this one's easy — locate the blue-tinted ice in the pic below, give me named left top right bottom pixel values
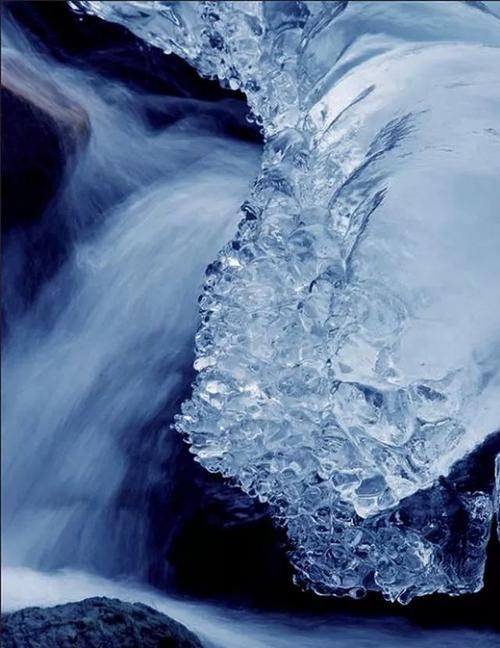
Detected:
left=73, top=0, right=500, bottom=602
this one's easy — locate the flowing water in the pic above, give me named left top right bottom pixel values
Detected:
left=1, top=9, right=260, bottom=576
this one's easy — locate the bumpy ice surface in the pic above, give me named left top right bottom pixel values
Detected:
left=72, top=1, right=500, bottom=602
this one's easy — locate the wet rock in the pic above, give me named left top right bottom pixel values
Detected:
left=1, top=597, right=202, bottom=648
left=1, top=52, right=90, bottom=230
left=6, top=1, right=261, bottom=142
left=1, top=0, right=261, bottom=325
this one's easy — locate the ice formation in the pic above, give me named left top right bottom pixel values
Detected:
left=72, top=1, right=500, bottom=602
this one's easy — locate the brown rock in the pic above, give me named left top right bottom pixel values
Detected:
left=1, top=52, right=90, bottom=229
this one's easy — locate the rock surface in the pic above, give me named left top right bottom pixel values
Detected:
left=1, top=52, right=90, bottom=230
left=1, top=597, right=203, bottom=648
left=6, top=1, right=260, bottom=143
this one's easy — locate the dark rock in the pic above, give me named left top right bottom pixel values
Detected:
left=147, top=438, right=292, bottom=604
left=1, top=0, right=261, bottom=325
left=6, top=1, right=261, bottom=143
left=1, top=597, right=203, bottom=648
left=1, top=52, right=90, bottom=230
left=107, top=374, right=292, bottom=605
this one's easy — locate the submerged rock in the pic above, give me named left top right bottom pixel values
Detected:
left=1, top=52, right=90, bottom=230
left=1, top=1, right=261, bottom=327
left=1, top=597, right=202, bottom=648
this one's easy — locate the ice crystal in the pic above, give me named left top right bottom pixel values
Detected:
left=73, top=0, right=500, bottom=602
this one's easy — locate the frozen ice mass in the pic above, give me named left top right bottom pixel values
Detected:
left=68, top=0, right=500, bottom=603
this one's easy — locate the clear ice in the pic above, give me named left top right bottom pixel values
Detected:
left=72, top=1, right=500, bottom=602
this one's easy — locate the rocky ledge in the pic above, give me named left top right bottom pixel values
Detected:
left=1, top=597, right=203, bottom=648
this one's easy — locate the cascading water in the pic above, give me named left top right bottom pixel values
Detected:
left=1, top=7, right=260, bottom=579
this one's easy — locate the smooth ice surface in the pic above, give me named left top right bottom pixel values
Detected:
left=74, top=1, right=500, bottom=601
